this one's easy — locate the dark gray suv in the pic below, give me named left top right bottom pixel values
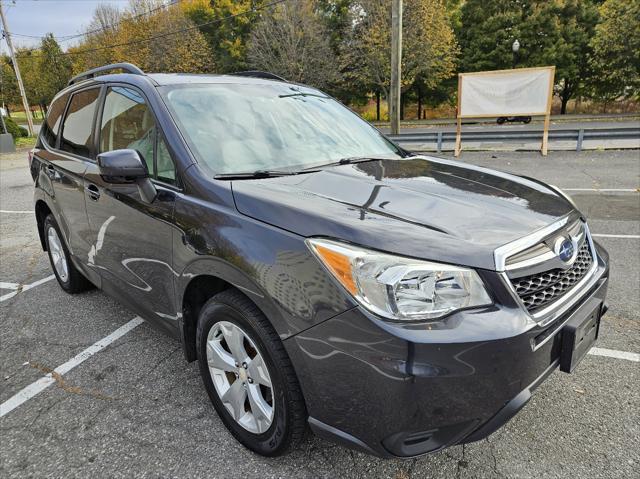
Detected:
left=30, top=63, right=609, bottom=458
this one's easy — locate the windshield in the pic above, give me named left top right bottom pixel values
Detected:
left=160, top=83, right=402, bottom=175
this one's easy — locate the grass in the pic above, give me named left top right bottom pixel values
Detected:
left=14, top=136, right=37, bottom=149
left=8, top=111, right=43, bottom=125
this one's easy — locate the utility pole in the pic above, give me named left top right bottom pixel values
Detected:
left=0, top=1, right=34, bottom=136
left=390, top=0, right=402, bottom=135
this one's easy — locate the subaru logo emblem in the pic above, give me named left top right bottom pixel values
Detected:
left=555, top=238, right=575, bottom=264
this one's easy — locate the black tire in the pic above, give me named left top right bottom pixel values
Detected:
left=523, top=116, right=532, bottom=124
left=497, top=117, right=506, bottom=125
left=196, top=289, right=307, bottom=456
left=43, top=214, right=93, bottom=294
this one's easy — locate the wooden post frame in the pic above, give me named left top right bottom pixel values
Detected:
left=541, top=66, right=556, bottom=156
left=455, top=73, right=462, bottom=157
left=455, top=66, right=556, bottom=157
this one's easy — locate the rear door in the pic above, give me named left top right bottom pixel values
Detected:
left=83, top=84, right=179, bottom=330
left=35, top=87, right=102, bottom=287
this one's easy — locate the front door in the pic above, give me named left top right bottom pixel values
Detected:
left=84, top=85, right=179, bottom=331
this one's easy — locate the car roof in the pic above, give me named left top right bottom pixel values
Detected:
left=146, top=73, right=288, bottom=86
left=62, top=72, right=310, bottom=94
left=55, top=71, right=318, bottom=105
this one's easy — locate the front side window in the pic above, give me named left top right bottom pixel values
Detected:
left=41, top=93, right=69, bottom=147
left=161, top=83, right=402, bottom=175
left=156, top=135, right=175, bottom=183
left=60, top=88, right=100, bottom=157
left=100, top=87, right=156, bottom=174
left=100, top=86, right=176, bottom=184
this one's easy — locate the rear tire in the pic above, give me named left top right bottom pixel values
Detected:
left=196, top=289, right=307, bottom=456
left=44, top=214, right=93, bottom=294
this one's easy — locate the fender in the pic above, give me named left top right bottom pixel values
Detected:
left=176, top=256, right=287, bottom=334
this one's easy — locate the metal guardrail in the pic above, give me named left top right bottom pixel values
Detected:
left=388, top=127, right=640, bottom=152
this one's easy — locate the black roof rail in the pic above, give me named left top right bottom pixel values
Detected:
left=68, top=62, right=145, bottom=86
left=230, top=70, right=287, bottom=82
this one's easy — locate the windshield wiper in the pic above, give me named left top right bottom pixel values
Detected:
left=303, top=156, right=391, bottom=170
left=278, top=92, right=328, bottom=99
left=214, top=169, right=316, bottom=180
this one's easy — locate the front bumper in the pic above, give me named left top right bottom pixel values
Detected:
left=284, top=243, right=609, bottom=458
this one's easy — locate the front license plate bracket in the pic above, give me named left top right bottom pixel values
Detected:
left=560, top=301, right=601, bottom=373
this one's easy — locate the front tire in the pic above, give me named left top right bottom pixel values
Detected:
left=196, top=290, right=307, bottom=456
left=44, top=214, right=92, bottom=293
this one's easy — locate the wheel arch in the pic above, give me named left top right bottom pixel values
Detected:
left=35, top=199, right=53, bottom=251
left=180, top=274, right=233, bottom=362
left=178, top=261, right=282, bottom=363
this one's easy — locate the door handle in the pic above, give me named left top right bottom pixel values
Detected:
left=86, top=184, right=101, bottom=201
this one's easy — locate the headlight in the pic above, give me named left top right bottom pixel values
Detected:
left=307, top=239, right=492, bottom=321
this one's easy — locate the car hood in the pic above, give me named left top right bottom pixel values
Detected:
left=232, top=156, right=574, bottom=270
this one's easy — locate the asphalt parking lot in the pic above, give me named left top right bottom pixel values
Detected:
left=1, top=148, right=638, bottom=478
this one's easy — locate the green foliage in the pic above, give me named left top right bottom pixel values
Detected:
left=71, top=0, right=215, bottom=75
left=459, top=0, right=601, bottom=113
left=589, top=0, right=640, bottom=102
left=1, top=58, right=20, bottom=107
left=181, top=0, right=262, bottom=73
left=3, top=115, right=28, bottom=139
left=1, top=0, right=636, bottom=118
left=36, top=34, right=73, bottom=106
left=528, top=0, right=600, bottom=113
left=345, top=0, right=458, bottom=101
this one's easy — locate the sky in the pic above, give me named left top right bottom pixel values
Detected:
left=1, top=0, right=126, bottom=52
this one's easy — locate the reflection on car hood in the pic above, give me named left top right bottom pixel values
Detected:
left=232, top=156, right=574, bottom=270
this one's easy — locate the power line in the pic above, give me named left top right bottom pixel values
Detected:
left=15, top=0, right=288, bottom=59
left=3, top=0, right=179, bottom=43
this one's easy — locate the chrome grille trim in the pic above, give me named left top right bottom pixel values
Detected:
left=494, top=216, right=571, bottom=271
left=512, top=240, right=593, bottom=312
left=497, top=220, right=599, bottom=327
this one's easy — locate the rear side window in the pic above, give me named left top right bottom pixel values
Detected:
left=60, top=88, right=100, bottom=157
left=41, top=93, right=69, bottom=147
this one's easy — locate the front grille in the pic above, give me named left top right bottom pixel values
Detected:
left=511, top=240, right=593, bottom=313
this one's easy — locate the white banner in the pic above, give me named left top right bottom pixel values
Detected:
left=459, top=67, right=554, bottom=117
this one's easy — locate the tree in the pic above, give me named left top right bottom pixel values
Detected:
left=589, top=0, right=640, bottom=103
left=37, top=34, right=73, bottom=110
left=70, top=0, right=215, bottom=74
left=526, top=0, right=600, bottom=114
left=181, top=0, right=265, bottom=73
left=0, top=56, right=20, bottom=114
left=11, top=49, right=43, bottom=116
left=247, top=0, right=339, bottom=89
left=458, top=0, right=528, bottom=72
left=459, top=0, right=601, bottom=114
left=345, top=0, right=458, bottom=115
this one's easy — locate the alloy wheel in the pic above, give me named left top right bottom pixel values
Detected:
left=47, top=226, right=69, bottom=282
left=206, top=320, right=274, bottom=434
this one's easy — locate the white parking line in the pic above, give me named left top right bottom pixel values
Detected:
left=0, top=316, right=144, bottom=418
left=589, top=347, right=640, bottom=362
left=0, top=210, right=34, bottom=214
left=0, top=275, right=55, bottom=303
left=592, top=234, right=640, bottom=239
left=563, top=188, right=638, bottom=192
left=0, top=282, right=20, bottom=290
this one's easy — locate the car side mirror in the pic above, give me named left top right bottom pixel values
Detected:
left=97, top=149, right=157, bottom=203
